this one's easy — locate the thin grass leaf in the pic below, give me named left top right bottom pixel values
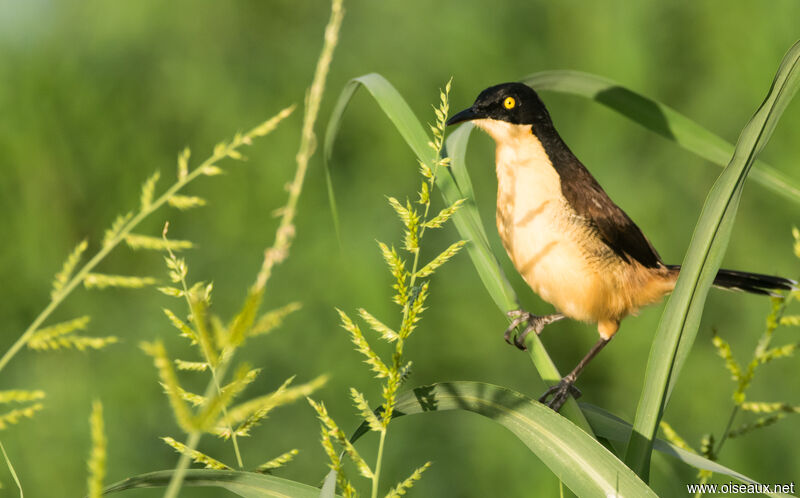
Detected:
left=336, top=309, right=390, bottom=378
left=625, top=39, right=800, bottom=479
left=195, top=365, right=260, bottom=432
left=523, top=70, right=800, bottom=205
left=578, top=404, right=791, bottom=498
left=255, top=449, right=299, bottom=473
left=28, top=334, right=118, bottom=352
left=188, top=294, right=218, bottom=367
left=104, top=469, right=340, bottom=498
left=87, top=401, right=106, bottom=498
left=757, top=343, right=797, bottom=364
left=658, top=421, right=693, bottom=452
left=424, top=198, right=464, bottom=229
left=163, top=308, right=198, bottom=344
left=202, top=165, right=225, bottom=176
left=169, top=385, right=206, bottom=407
left=141, top=341, right=196, bottom=433
left=0, top=390, right=45, bottom=404
left=28, top=316, right=91, bottom=343
left=308, top=398, right=373, bottom=479
left=177, top=147, right=190, bottom=180
left=158, top=286, right=184, bottom=298
left=224, top=376, right=293, bottom=427
left=369, top=382, right=655, bottom=497
left=780, top=315, right=800, bottom=326
left=323, top=73, right=590, bottom=431
left=0, top=440, right=23, bottom=498
left=27, top=316, right=117, bottom=351
left=378, top=242, right=408, bottom=305
left=793, top=226, right=800, bottom=258
left=164, top=255, right=188, bottom=283
left=162, top=437, right=230, bottom=470
left=217, top=376, right=307, bottom=439
left=319, top=428, right=357, bottom=498
left=349, top=388, right=382, bottom=432
left=741, top=401, right=800, bottom=414
left=728, top=414, right=788, bottom=438
left=0, top=403, right=44, bottom=430
left=175, top=360, right=209, bottom=372
left=224, top=375, right=327, bottom=427
left=103, top=212, right=133, bottom=247
left=52, top=239, right=88, bottom=298
left=387, top=197, right=413, bottom=228
left=139, top=171, right=161, bottom=211
left=711, top=335, right=741, bottom=381
left=125, top=234, right=193, bottom=251
left=227, top=289, right=264, bottom=348
left=83, top=273, right=156, bottom=290
left=357, top=308, right=398, bottom=342
left=415, top=240, right=465, bottom=278
left=320, top=427, right=341, bottom=475
left=249, top=302, right=302, bottom=337
left=385, top=462, right=431, bottom=498
left=168, top=195, right=207, bottom=210
left=343, top=386, right=788, bottom=498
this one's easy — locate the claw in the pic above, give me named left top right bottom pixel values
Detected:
left=504, top=311, right=530, bottom=346
left=538, top=378, right=582, bottom=412
left=503, top=311, right=564, bottom=351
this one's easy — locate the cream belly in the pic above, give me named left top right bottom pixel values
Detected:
left=495, top=148, right=604, bottom=322
left=479, top=118, right=674, bottom=333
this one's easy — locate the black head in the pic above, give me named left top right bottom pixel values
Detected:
left=446, top=82, right=551, bottom=127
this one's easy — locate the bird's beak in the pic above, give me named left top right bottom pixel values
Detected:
left=446, top=106, right=479, bottom=126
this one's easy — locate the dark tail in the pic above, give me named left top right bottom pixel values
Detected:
left=666, top=265, right=797, bottom=297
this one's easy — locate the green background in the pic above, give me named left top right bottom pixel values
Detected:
left=0, top=1, right=798, bottom=496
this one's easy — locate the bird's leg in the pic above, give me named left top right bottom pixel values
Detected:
left=539, top=337, right=611, bottom=412
left=504, top=310, right=565, bottom=351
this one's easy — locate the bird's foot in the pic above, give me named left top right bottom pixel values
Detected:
left=538, top=378, right=582, bottom=412
left=503, top=310, right=564, bottom=351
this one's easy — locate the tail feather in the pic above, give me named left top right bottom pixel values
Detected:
left=666, top=265, right=797, bottom=297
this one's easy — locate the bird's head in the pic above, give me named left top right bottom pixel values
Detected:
left=446, top=82, right=552, bottom=142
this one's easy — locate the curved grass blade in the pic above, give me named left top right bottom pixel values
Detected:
left=579, top=404, right=793, bottom=498
left=104, top=469, right=336, bottom=498
left=323, top=74, right=591, bottom=431
left=624, top=40, right=800, bottom=480
left=523, top=70, right=800, bottom=205
left=341, top=384, right=788, bottom=496
left=366, top=382, right=657, bottom=497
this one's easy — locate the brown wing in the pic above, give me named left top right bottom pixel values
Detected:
left=530, top=114, right=663, bottom=269
left=560, top=163, right=662, bottom=269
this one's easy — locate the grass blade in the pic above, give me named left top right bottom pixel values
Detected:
left=103, top=469, right=337, bottom=498
left=523, top=70, right=800, bottom=204
left=374, top=382, right=658, bottom=497
left=624, top=40, right=800, bottom=479
left=580, top=404, right=793, bottom=498
left=323, top=74, right=592, bottom=431
left=0, top=439, right=23, bottom=498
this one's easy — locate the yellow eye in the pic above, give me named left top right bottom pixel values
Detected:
left=503, top=96, right=516, bottom=109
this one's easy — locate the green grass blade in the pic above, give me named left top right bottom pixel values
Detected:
left=580, top=404, right=793, bottom=498
left=624, top=40, right=800, bottom=480
left=323, top=74, right=591, bottom=431
left=319, top=470, right=337, bottom=498
left=376, top=382, right=657, bottom=497
left=103, top=469, right=335, bottom=498
left=523, top=70, right=800, bottom=205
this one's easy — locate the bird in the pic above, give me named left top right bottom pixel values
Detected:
left=446, top=82, right=796, bottom=412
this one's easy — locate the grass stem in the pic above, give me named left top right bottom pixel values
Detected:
left=371, top=429, right=387, bottom=498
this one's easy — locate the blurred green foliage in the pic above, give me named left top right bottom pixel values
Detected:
left=0, top=1, right=798, bottom=496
